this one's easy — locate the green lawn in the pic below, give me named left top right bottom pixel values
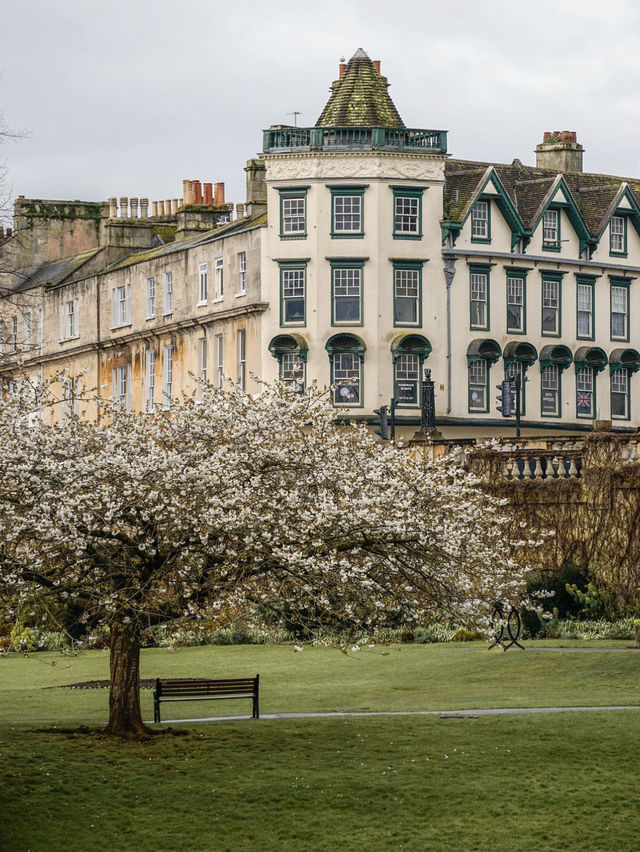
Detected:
left=1, top=642, right=639, bottom=850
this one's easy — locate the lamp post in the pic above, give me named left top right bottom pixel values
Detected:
left=421, top=367, right=436, bottom=431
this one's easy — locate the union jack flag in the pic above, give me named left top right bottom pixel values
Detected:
left=577, top=391, right=592, bottom=410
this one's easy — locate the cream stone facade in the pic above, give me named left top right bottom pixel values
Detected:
left=3, top=51, right=640, bottom=437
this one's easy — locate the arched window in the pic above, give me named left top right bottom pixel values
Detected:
left=268, top=334, right=308, bottom=390
left=609, top=348, right=640, bottom=420
left=325, top=333, right=366, bottom=406
left=466, top=339, right=501, bottom=413
left=539, top=344, right=572, bottom=417
left=574, top=346, right=607, bottom=419
left=391, top=334, right=432, bottom=407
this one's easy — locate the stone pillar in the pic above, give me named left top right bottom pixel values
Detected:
left=108, top=197, right=118, bottom=219
left=130, top=197, right=139, bottom=218
left=119, top=197, right=128, bottom=218
left=140, top=198, right=149, bottom=218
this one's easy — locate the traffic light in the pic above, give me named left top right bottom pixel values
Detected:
left=374, top=405, right=389, bottom=440
left=496, top=380, right=513, bottom=417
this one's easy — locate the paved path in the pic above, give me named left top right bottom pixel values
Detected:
left=151, top=705, right=640, bottom=725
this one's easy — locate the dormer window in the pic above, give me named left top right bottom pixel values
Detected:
left=610, top=215, right=626, bottom=255
left=471, top=200, right=490, bottom=242
left=542, top=209, right=560, bottom=250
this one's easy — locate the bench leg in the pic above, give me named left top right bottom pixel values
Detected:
left=153, top=694, right=160, bottom=723
left=253, top=694, right=259, bottom=719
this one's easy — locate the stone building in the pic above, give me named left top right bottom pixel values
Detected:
left=2, top=48, right=640, bottom=437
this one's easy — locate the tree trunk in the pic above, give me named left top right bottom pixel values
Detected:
left=104, top=620, right=151, bottom=738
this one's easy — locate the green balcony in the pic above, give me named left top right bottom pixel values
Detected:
left=263, top=126, right=448, bottom=154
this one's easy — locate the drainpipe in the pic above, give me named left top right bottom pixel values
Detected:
left=443, top=258, right=456, bottom=414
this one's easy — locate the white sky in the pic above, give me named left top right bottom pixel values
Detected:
left=2, top=0, right=640, bottom=213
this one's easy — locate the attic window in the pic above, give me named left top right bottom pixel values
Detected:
left=610, top=215, right=626, bottom=255
left=542, top=209, right=560, bottom=250
left=471, top=201, right=490, bottom=242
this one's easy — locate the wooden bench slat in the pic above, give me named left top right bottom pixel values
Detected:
left=152, top=675, right=260, bottom=723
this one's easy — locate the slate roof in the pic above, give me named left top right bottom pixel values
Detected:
left=444, top=157, right=640, bottom=238
left=12, top=247, right=103, bottom=293
left=315, top=48, right=405, bottom=128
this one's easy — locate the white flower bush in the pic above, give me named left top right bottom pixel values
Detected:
left=0, top=379, right=531, bottom=736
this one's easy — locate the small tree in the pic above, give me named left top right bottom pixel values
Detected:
left=0, top=382, right=530, bottom=737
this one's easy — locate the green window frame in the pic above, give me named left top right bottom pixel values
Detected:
left=330, top=259, right=365, bottom=326
left=469, top=265, right=490, bottom=331
left=611, top=368, right=630, bottom=420
left=471, top=199, right=491, bottom=243
left=468, top=359, right=489, bottom=412
left=576, top=277, right=595, bottom=340
left=576, top=366, right=596, bottom=419
left=328, top=185, right=367, bottom=238
left=506, top=272, right=527, bottom=334
left=269, top=334, right=308, bottom=391
left=504, top=361, right=527, bottom=415
left=393, top=261, right=422, bottom=327
left=278, top=187, right=309, bottom=239
left=326, top=333, right=365, bottom=408
left=391, top=334, right=432, bottom=408
left=609, top=214, right=627, bottom=257
left=610, top=279, right=630, bottom=342
left=279, top=262, right=307, bottom=327
left=391, top=185, right=423, bottom=240
left=542, top=208, right=561, bottom=251
left=541, top=364, right=561, bottom=418
left=541, top=274, right=562, bottom=337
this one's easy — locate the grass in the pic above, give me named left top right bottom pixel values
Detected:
left=1, top=641, right=639, bottom=850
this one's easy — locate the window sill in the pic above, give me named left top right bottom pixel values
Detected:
left=280, top=234, right=307, bottom=240
left=393, top=233, right=422, bottom=241
left=235, top=292, right=247, bottom=298
left=163, top=311, right=173, bottom=317
left=541, top=244, right=561, bottom=253
left=110, top=324, right=132, bottom=331
left=196, top=300, right=207, bottom=307
left=470, top=237, right=491, bottom=244
left=331, top=233, right=365, bottom=239
left=610, top=251, right=628, bottom=258
left=213, top=296, right=224, bottom=304
left=145, top=315, right=155, bottom=321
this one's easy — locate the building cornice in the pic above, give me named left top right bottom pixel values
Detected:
left=443, top=248, right=640, bottom=277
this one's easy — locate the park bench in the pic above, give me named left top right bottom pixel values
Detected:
left=152, top=675, right=260, bottom=723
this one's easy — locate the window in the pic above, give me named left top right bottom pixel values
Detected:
left=9, top=316, right=18, bottom=352
left=214, top=258, right=224, bottom=300
left=164, top=272, right=173, bottom=314
left=395, top=354, right=421, bottom=406
left=471, top=200, right=490, bottom=241
left=60, top=376, right=76, bottom=423
left=468, top=360, right=488, bottom=412
left=332, top=263, right=363, bottom=325
left=393, top=263, right=421, bottom=326
left=269, top=334, right=307, bottom=391
left=330, top=186, right=366, bottom=237
left=506, top=275, right=525, bottom=333
left=542, top=209, right=560, bottom=250
left=470, top=269, right=489, bottom=330
left=198, top=337, right=207, bottom=385
left=112, top=284, right=131, bottom=328
left=145, top=349, right=155, bottom=412
left=215, top=334, right=224, bottom=388
left=112, top=364, right=130, bottom=411
left=505, top=361, right=526, bottom=415
left=0, top=320, right=5, bottom=353
left=326, top=334, right=364, bottom=406
left=576, top=366, right=595, bottom=418
left=610, top=215, right=626, bottom=255
left=541, top=365, right=560, bottom=417
left=610, top=282, right=629, bottom=341
left=611, top=369, right=630, bottom=419
left=24, top=313, right=32, bottom=348
left=198, top=263, right=208, bottom=304
left=237, top=252, right=247, bottom=295
left=392, top=186, right=423, bottom=239
left=280, top=263, right=306, bottom=326
left=541, top=277, right=561, bottom=336
left=237, top=330, right=246, bottom=390
left=37, top=307, right=44, bottom=347
left=163, top=344, right=173, bottom=408
left=577, top=279, right=594, bottom=339
left=278, top=188, right=308, bottom=238
left=60, top=299, right=79, bottom=341
left=146, top=277, right=155, bottom=319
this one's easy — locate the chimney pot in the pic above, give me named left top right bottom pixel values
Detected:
left=373, top=60, right=381, bottom=73
left=140, top=198, right=149, bottom=218
left=204, top=182, right=213, bottom=206
left=119, top=197, right=129, bottom=218
left=130, top=197, right=139, bottom=218
left=193, top=180, right=203, bottom=205
left=183, top=179, right=195, bottom=206
left=236, top=202, right=245, bottom=218
left=214, top=182, right=225, bottom=206
left=158, top=200, right=165, bottom=216
left=152, top=201, right=159, bottom=217
left=339, top=62, right=347, bottom=78
left=108, top=197, right=118, bottom=218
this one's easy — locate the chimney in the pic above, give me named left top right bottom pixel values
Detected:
left=339, top=62, right=347, bottom=78
left=158, top=200, right=165, bottom=216
left=372, top=60, right=381, bottom=73
left=119, top=197, right=129, bottom=218
left=236, top=202, right=245, bottom=219
left=183, top=179, right=195, bottom=206
left=535, top=130, right=584, bottom=173
left=173, top=199, right=179, bottom=214
left=130, top=197, right=139, bottom=218
left=214, top=182, right=225, bottom=206
left=140, top=198, right=149, bottom=218
left=108, top=197, right=118, bottom=219
left=193, top=180, right=203, bottom=205
left=244, top=159, right=267, bottom=217
left=204, top=182, right=213, bottom=206
left=152, top=201, right=158, bottom=217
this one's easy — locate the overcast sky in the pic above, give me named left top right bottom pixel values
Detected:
left=2, top=0, right=640, bottom=217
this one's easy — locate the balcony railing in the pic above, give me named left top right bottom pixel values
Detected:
left=263, top=126, right=448, bottom=154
